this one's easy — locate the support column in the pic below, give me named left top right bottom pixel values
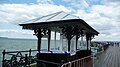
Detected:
left=66, top=32, right=72, bottom=51
left=76, top=35, right=79, bottom=50
left=62, top=26, right=74, bottom=51
left=81, top=36, right=83, bottom=48
left=68, top=39, right=71, bottom=51
left=60, top=34, right=63, bottom=51
left=86, top=34, right=89, bottom=50
left=48, top=29, right=51, bottom=51
left=37, top=29, right=42, bottom=53
left=36, top=29, right=42, bottom=67
left=67, top=33, right=72, bottom=51
left=76, top=37, right=78, bottom=50
left=90, top=36, right=92, bottom=51
left=55, top=31, right=56, bottom=50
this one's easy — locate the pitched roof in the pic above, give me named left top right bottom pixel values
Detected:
left=19, top=11, right=99, bottom=35
left=22, top=11, right=79, bottom=24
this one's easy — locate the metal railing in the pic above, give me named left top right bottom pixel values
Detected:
left=61, top=55, right=93, bottom=67
left=2, top=49, right=93, bottom=67
left=2, top=49, right=61, bottom=67
left=2, top=49, right=37, bottom=67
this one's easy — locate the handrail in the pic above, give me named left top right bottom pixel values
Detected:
left=61, top=55, right=93, bottom=67
left=5, top=49, right=37, bottom=54
left=2, top=49, right=61, bottom=67
left=3, top=49, right=93, bottom=67
left=2, top=49, right=34, bottom=67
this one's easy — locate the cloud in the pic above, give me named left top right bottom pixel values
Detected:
left=0, top=0, right=120, bottom=41
left=63, top=0, right=71, bottom=2
left=91, top=5, right=120, bottom=20
left=103, top=0, right=120, bottom=6
left=63, top=0, right=89, bottom=8
left=0, top=29, right=36, bottom=39
left=74, top=2, right=120, bottom=41
left=0, top=4, right=72, bottom=24
left=37, top=0, right=54, bottom=4
left=0, top=3, right=72, bottom=39
left=104, top=0, right=120, bottom=3
left=94, top=32, right=120, bottom=41
left=0, top=29, right=33, bottom=35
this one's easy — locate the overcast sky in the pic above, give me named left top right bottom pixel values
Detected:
left=0, top=0, right=120, bottom=41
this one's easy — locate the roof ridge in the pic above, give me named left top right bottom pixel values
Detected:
left=22, top=11, right=80, bottom=24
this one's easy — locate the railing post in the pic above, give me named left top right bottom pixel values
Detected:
left=29, top=49, right=31, bottom=57
left=29, top=49, right=31, bottom=66
left=69, top=62, right=72, bottom=67
left=25, top=54, right=28, bottom=67
left=2, top=50, right=5, bottom=67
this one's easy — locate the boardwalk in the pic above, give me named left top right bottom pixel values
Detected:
left=94, top=46, right=120, bottom=67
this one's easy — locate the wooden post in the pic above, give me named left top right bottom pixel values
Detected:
left=48, top=29, right=51, bottom=51
left=67, top=33, right=71, bottom=51
left=90, top=37, right=92, bottom=51
left=81, top=36, right=83, bottom=48
left=35, top=29, right=42, bottom=67
left=68, top=39, right=71, bottom=51
left=2, top=50, right=5, bottom=67
left=29, top=49, right=31, bottom=57
left=60, top=34, right=63, bottom=51
left=37, top=29, right=42, bottom=67
left=37, top=29, right=42, bottom=53
left=55, top=31, right=57, bottom=50
left=29, top=49, right=31, bottom=66
left=62, top=26, right=73, bottom=51
left=76, top=35, right=79, bottom=50
left=67, top=27, right=72, bottom=51
left=76, top=41, right=78, bottom=50
left=86, top=34, right=89, bottom=50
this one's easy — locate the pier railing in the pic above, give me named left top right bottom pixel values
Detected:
left=2, top=49, right=38, bottom=67
left=2, top=49, right=61, bottom=67
left=2, top=49, right=93, bottom=67
left=61, top=55, right=93, bottom=67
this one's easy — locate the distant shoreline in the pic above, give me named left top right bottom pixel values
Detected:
left=0, top=37, right=8, bottom=39
left=0, top=37, right=37, bottom=40
left=0, top=37, right=120, bottom=42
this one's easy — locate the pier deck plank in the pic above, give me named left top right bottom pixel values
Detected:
left=94, top=46, right=120, bottom=67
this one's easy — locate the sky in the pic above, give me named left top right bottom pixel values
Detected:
left=0, top=0, right=120, bottom=41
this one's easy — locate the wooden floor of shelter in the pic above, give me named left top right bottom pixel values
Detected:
left=94, top=45, right=120, bottom=67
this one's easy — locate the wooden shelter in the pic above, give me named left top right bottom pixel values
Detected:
left=19, top=11, right=99, bottom=67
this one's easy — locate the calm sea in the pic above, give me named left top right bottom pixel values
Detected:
left=0, top=37, right=61, bottom=67
left=0, top=38, right=37, bottom=67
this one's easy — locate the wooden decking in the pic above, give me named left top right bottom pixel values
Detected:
left=94, top=45, right=120, bottom=67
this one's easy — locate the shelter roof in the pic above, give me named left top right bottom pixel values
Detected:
left=19, top=11, right=99, bottom=35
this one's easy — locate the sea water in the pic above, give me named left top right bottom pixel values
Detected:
left=0, top=38, right=38, bottom=67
